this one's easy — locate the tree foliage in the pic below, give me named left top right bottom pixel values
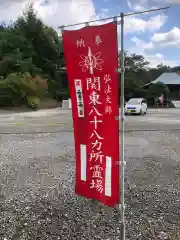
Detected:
left=0, top=4, right=65, bottom=108
left=148, top=82, right=169, bottom=96
left=0, top=4, right=179, bottom=109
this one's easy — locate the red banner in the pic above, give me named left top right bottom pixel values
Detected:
left=62, top=22, right=119, bottom=207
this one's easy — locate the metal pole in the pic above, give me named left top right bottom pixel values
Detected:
left=120, top=12, right=125, bottom=240
left=58, top=7, right=169, bottom=29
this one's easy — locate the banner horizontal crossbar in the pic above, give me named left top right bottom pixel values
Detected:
left=58, top=6, right=170, bottom=29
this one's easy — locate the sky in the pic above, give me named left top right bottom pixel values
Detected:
left=0, top=0, right=180, bottom=68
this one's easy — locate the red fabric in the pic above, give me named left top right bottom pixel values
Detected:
left=62, top=22, right=120, bottom=207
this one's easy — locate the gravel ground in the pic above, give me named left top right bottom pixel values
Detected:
left=0, top=129, right=180, bottom=240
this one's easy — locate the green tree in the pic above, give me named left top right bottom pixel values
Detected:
left=148, top=81, right=169, bottom=99
left=157, top=63, right=171, bottom=73
left=118, top=52, right=150, bottom=97
left=16, top=4, right=64, bottom=74
left=0, top=26, right=40, bottom=77
left=14, top=4, right=65, bottom=98
left=119, top=52, right=149, bottom=72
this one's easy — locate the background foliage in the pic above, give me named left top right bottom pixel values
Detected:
left=0, top=4, right=179, bottom=109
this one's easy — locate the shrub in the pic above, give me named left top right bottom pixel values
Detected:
left=0, top=73, right=23, bottom=106
left=27, top=96, right=40, bottom=110
left=0, top=72, right=48, bottom=108
left=21, top=73, right=48, bottom=98
left=0, top=85, right=14, bottom=107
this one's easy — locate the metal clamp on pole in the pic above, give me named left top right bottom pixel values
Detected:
left=113, top=16, right=117, bottom=23
left=60, top=25, right=65, bottom=34
left=119, top=203, right=126, bottom=210
left=120, top=161, right=126, bottom=166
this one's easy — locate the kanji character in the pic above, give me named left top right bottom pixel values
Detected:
left=87, top=77, right=100, bottom=90
left=90, top=152, right=104, bottom=163
left=104, top=74, right=111, bottom=83
left=91, top=165, right=103, bottom=179
left=92, top=139, right=102, bottom=151
left=75, top=80, right=81, bottom=86
left=95, top=35, right=102, bottom=45
left=106, top=95, right=112, bottom=104
left=89, top=116, right=103, bottom=129
left=105, top=105, right=112, bottom=114
left=90, top=179, right=103, bottom=193
left=104, top=84, right=112, bottom=94
left=89, top=106, right=102, bottom=116
left=76, top=39, right=85, bottom=47
left=89, top=91, right=102, bottom=105
left=90, top=130, right=104, bottom=139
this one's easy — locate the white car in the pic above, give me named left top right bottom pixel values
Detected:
left=125, top=98, right=147, bottom=115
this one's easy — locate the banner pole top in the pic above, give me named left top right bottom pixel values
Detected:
left=113, top=16, right=118, bottom=23
left=58, top=6, right=170, bottom=30
left=59, top=25, right=65, bottom=34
